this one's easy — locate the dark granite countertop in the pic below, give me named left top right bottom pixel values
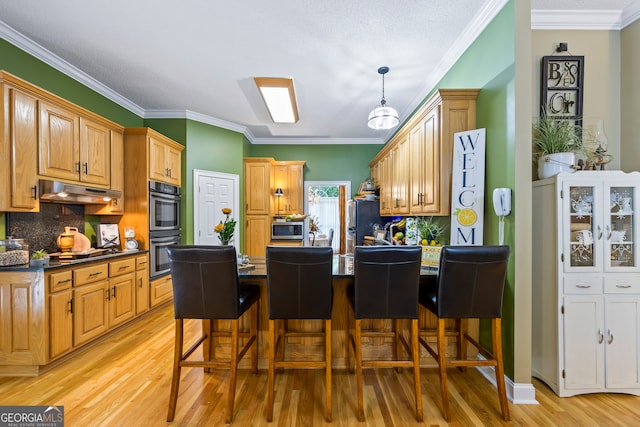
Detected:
left=0, top=250, right=149, bottom=272
left=240, top=255, right=437, bottom=279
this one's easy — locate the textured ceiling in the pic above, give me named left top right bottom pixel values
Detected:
left=0, top=0, right=638, bottom=144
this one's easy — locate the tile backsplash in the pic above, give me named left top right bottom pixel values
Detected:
left=7, top=203, right=86, bottom=254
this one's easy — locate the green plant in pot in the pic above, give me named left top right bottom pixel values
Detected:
left=30, top=249, right=49, bottom=267
left=416, top=216, right=447, bottom=245
left=533, top=110, right=586, bottom=180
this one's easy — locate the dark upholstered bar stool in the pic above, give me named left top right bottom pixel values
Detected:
left=266, top=246, right=334, bottom=422
left=167, top=246, right=260, bottom=424
left=347, top=246, right=423, bottom=422
left=418, top=245, right=510, bottom=421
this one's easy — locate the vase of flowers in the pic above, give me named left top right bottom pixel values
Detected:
left=214, top=208, right=236, bottom=245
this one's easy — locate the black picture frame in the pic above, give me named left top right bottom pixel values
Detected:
left=540, top=55, right=584, bottom=123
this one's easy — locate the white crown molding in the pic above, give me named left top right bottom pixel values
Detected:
left=144, top=109, right=249, bottom=134
left=0, top=20, right=145, bottom=117
left=403, top=0, right=510, bottom=125
left=622, top=2, right=640, bottom=28
left=531, top=9, right=625, bottom=30
left=251, top=137, right=384, bottom=145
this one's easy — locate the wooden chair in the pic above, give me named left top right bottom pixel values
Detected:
left=166, top=245, right=260, bottom=424
left=418, top=245, right=510, bottom=421
left=347, top=246, right=423, bottom=422
left=266, top=246, right=334, bottom=422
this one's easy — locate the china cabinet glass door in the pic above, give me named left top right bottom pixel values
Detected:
left=604, top=185, right=637, bottom=270
left=564, top=181, right=601, bottom=271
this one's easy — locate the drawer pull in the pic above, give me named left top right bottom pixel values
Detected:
left=576, top=284, right=591, bottom=288
left=89, top=271, right=103, bottom=277
left=616, top=284, right=632, bottom=289
left=118, top=265, right=130, bottom=270
left=58, top=278, right=73, bottom=284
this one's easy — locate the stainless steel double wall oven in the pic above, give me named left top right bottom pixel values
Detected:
left=148, top=180, right=181, bottom=278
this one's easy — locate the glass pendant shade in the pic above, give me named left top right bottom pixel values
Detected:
left=368, top=66, right=399, bottom=130
left=368, top=104, right=399, bottom=130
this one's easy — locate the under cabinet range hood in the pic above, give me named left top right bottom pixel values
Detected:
left=39, top=180, right=121, bottom=204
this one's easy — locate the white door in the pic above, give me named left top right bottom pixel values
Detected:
left=194, top=170, right=239, bottom=251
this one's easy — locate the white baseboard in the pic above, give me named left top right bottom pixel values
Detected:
left=475, top=361, right=539, bottom=404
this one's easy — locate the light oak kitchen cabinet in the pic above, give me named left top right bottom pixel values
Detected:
left=48, top=270, right=74, bottom=359
left=370, top=89, right=478, bottom=216
left=149, top=275, right=173, bottom=308
left=73, top=263, right=110, bottom=346
left=135, top=254, right=149, bottom=315
left=1, top=71, right=125, bottom=213
left=149, top=133, right=182, bottom=186
left=86, top=130, right=125, bottom=215
left=0, top=81, right=39, bottom=212
left=39, top=101, right=111, bottom=187
left=244, top=158, right=306, bottom=257
left=271, top=161, right=304, bottom=215
left=244, top=158, right=272, bottom=215
left=244, top=158, right=272, bottom=256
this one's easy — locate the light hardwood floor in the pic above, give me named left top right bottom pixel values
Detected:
left=1, top=304, right=639, bottom=426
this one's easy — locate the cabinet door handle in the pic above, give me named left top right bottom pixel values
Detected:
left=32, top=185, right=38, bottom=200
left=576, top=284, right=591, bottom=288
left=76, top=162, right=81, bottom=174
left=68, top=298, right=73, bottom=314
left=605, top=225, right=611, bottom=240
left=112, top=286, right=116, bottom=298
left=84, top=162, right=89, bottom=174
left=597, top=225, right=603, bottom=240
left=598, top=329, right=604, bottom=344
left=607, top=329, right=614, bottom=344
left=616, top=284, right=632, bottom=289
left=138, top=278, right=143, bottom=288
left=105, top=288, right=111, bottom=301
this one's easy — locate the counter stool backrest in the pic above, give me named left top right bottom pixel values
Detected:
left=168, top=245, right=242, bottom=319
left=435, top=245, right=510, bottom=319
left=353, top=246, right=422, bottom=319
left=266, top=246, right=334, bottom=319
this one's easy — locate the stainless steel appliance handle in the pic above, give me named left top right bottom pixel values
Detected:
left=150, top=192, right=180, bottom=201
left=150, top=236, right=181, bottom=244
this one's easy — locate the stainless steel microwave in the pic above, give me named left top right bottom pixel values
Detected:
left=271, top=221, right=305, bottom=240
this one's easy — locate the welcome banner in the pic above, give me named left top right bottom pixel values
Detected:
left=450, top=128, right=486, bottom=245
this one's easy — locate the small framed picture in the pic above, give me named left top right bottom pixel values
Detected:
left=97, top=224, right=120, bottom=248
left=540, top=55, right=584, bottom=123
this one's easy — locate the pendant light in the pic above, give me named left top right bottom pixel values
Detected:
left=368, top=66, right=399, bottom=130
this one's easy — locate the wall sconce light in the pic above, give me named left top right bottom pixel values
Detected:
left=275, top=188, right=284, bottom=216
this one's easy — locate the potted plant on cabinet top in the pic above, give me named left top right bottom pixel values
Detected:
left=533, top=110, right=586, bottom=180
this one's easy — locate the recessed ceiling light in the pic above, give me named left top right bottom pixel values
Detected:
left=254, top=77, right=299, bottom=123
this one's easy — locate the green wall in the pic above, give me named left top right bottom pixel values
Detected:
left=423, top=2, right=517, bottom=377
left=247, top=144, right=382, bottom=198
left=0, top=39, right=142, bottom=127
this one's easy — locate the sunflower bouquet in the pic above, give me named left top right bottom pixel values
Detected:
left=214, top=208, right=236, bottom=245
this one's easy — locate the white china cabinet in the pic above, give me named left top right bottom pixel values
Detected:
left=532, top=171, right=640, bottom=397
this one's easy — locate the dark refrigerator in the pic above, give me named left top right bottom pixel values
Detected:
left=348, top=199, right=383, bottom=246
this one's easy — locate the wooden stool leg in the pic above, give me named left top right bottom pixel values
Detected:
left=394, top=318, right=402, bottom=373
left=267, top=319, right=276, bottom=422
left=226, top=319, right=239, bottom=424
left=347, top=306, right=354, bottom=373
left=325, top=319, right=332, bottom=422
left=411, top=319, right=423, bottom=421
left=167, top=319, right=183, bottom=422
left=355, top=319, right=365, bottom=422
left=203, top=319, right=213, bottom=373
left=437, top=318, right=451, bottom=421
left=493, top=318, right=510, bottom=421
left=250, top=303, right=258, bottom=374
